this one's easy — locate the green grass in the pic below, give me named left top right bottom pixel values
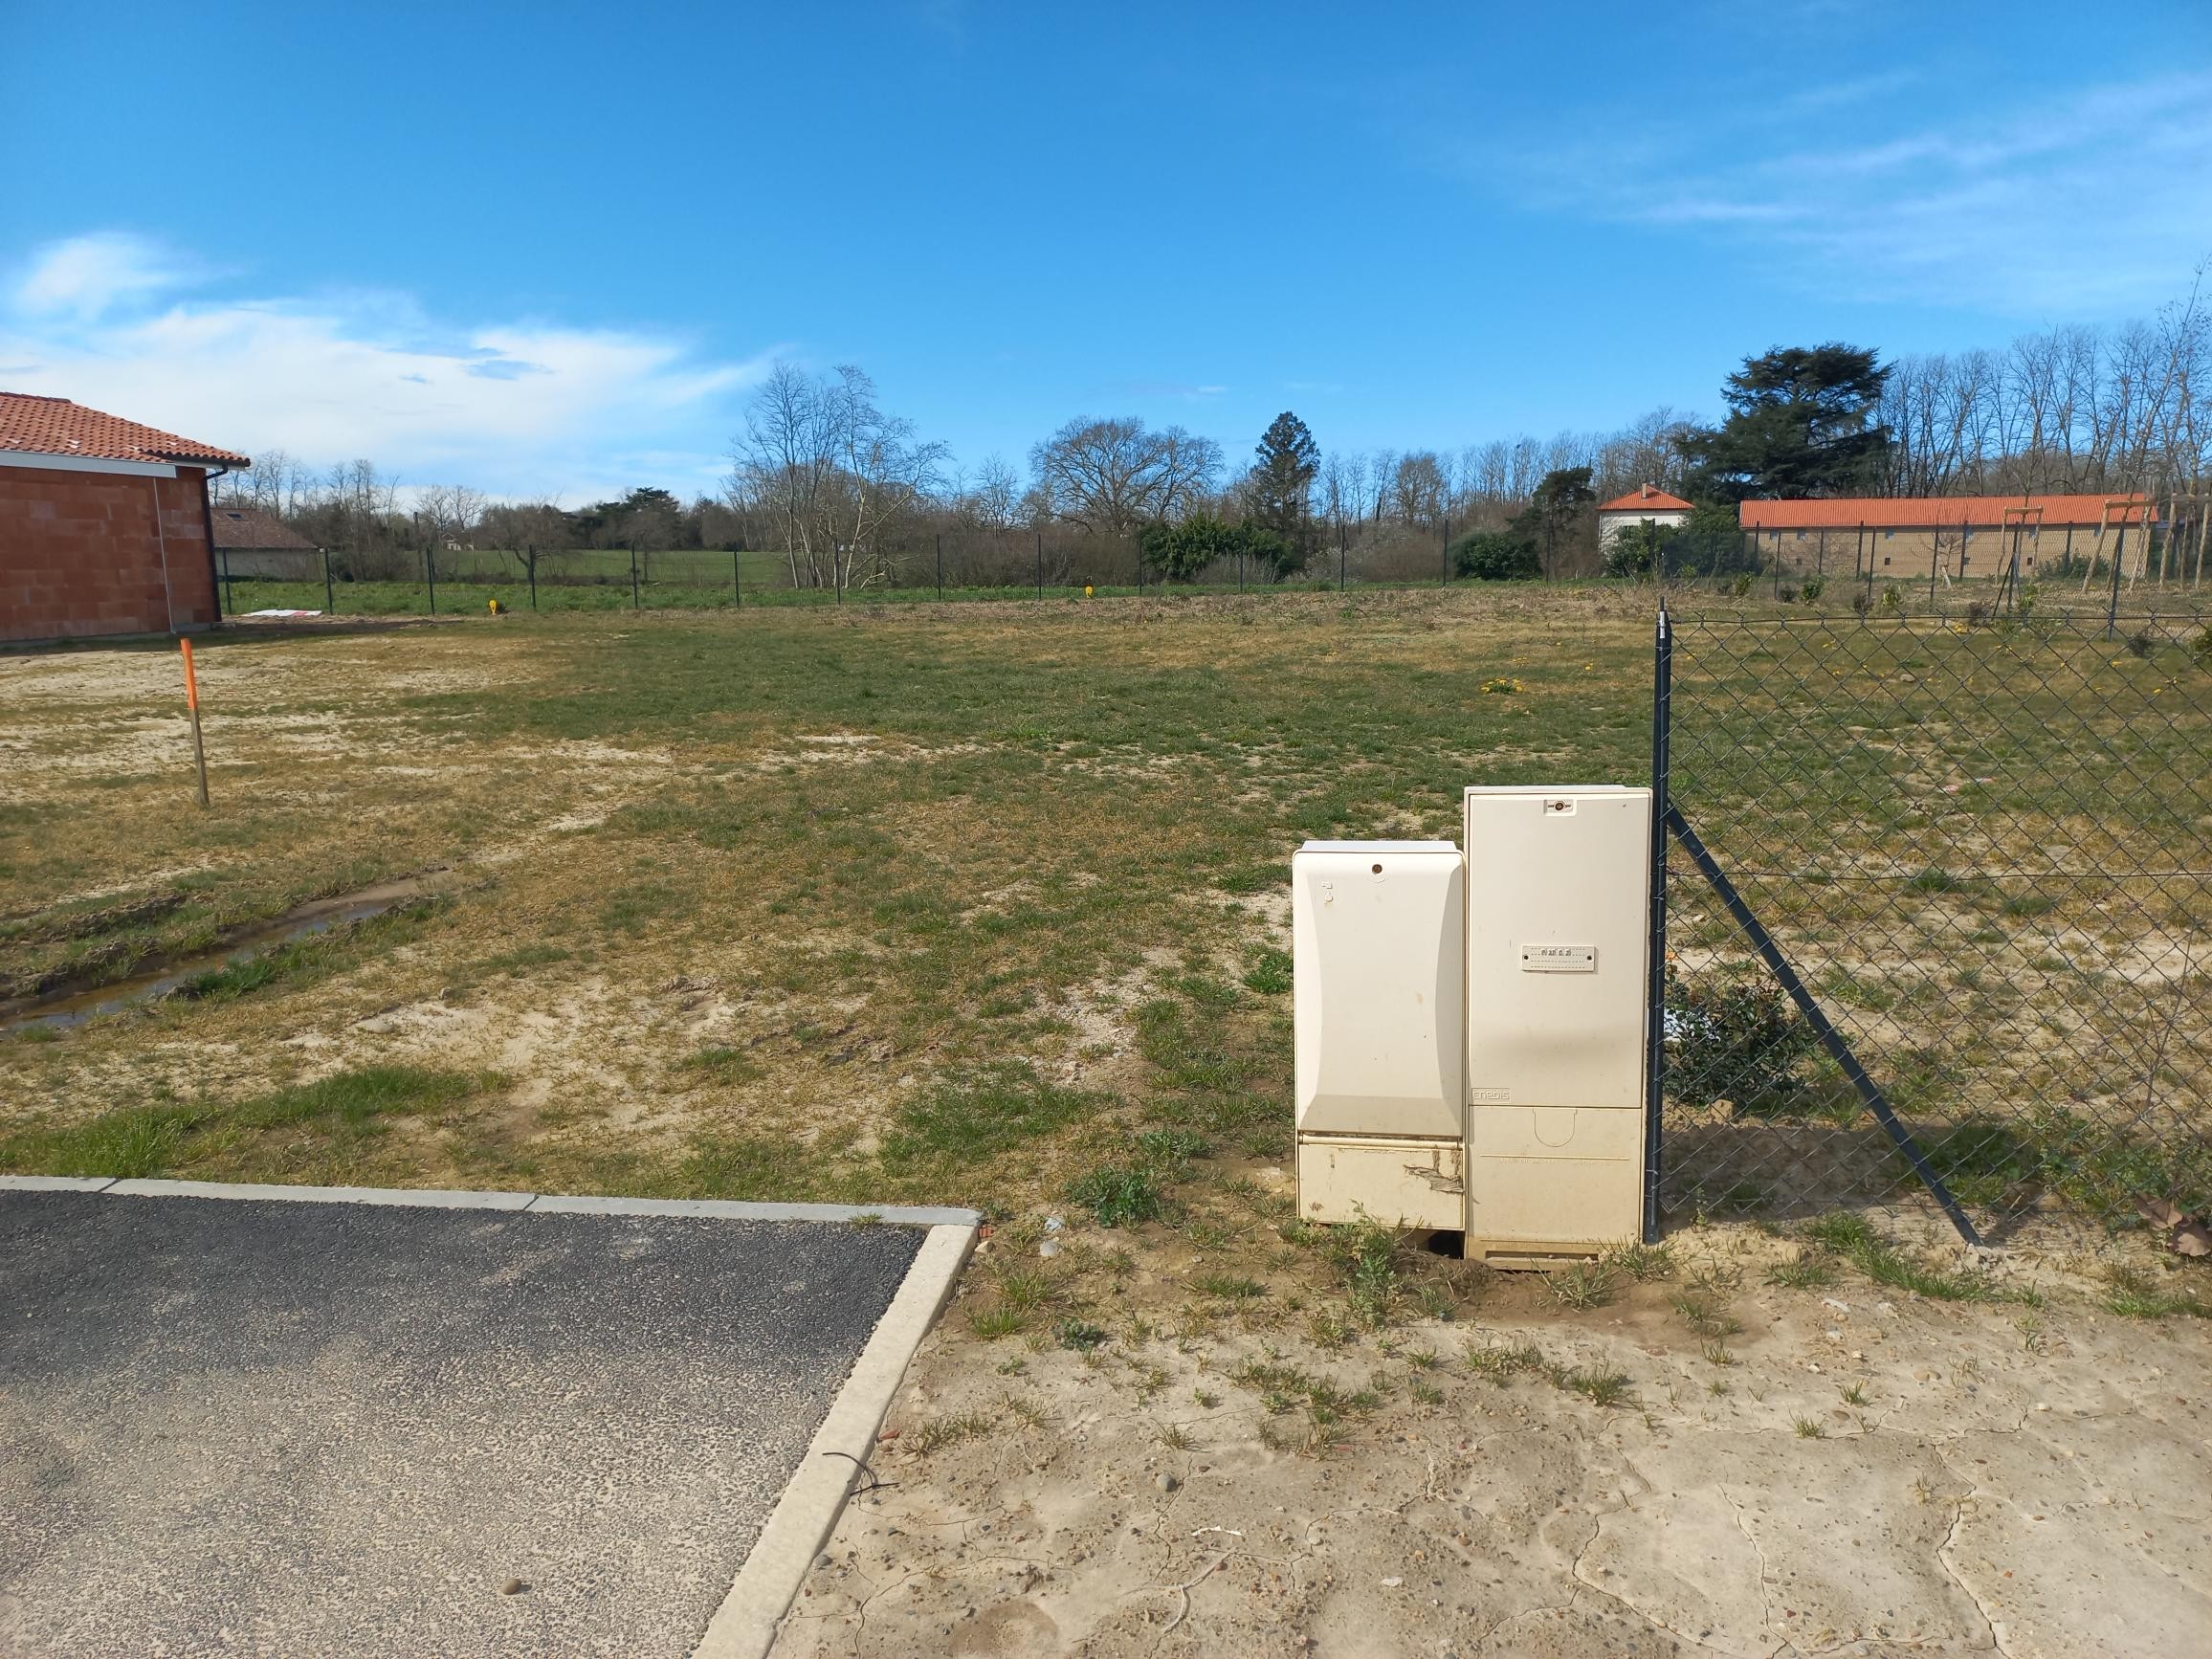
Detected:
left=1800, top=1211, right=2013, bottom=1303
left=0, top=1065, right=489, bottom=1180
left=1067, top=1164, right=1165, bottom=1228
left=2104, top=1265, right=2210, bottom=1319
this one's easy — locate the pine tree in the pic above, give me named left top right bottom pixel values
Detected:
left=1677, top=344, right=1891, bottom=502
left=1250, top=411, right=1319, bottom=573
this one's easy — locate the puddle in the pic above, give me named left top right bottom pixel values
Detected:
left=0, top=874, right=453, bottom=1034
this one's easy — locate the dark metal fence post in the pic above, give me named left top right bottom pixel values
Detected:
left=1237, top=548, right=1244, bottom=594
left=425, top=544, right=435, bottom=614
left=1338, top=519, right=1347, bottom=592
left=630, top=542, right=639, bottom=610
left=2106, top=520, right=2129, bottom=639
left=1442, top=513, right=1450, bottom=586
left=1644, top=604, right=1671, bottom=1244
left=936, top=533, right=943, bottom=602
left=1035, top=528, right=1043, bottom=600
left=321, top=547, right=334, bottom=614
left=732, top=546, right=741, bottom=608
left=221, top=549, right=234, bottom=616
left=527, top=545, right=539, bottom=611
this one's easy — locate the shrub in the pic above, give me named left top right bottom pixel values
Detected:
left=1666, top=965, right=1818, bottom=1116
left=2194, top=629, right=2212, bottom=672
left=1450, top=530, right=1540, bottom=582
left=1800, top=575, right=1825, bottom=603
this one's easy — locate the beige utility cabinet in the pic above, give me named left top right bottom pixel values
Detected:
left=1463, top=785, right=1651, bottom=1262
left=1293, top=841, right=1466, bottom=1229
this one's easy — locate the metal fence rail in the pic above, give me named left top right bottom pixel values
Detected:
left=1653, top=605, right=2212, bottom=1238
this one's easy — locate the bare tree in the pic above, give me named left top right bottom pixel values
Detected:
left=1028, top=416, right=1222, bottom=535
left=729, top=362, right=945, bottom=594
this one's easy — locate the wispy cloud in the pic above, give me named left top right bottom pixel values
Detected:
left=0, top=233, right=774, bottom=499
left=1468, top=72, right=2212, bottom=315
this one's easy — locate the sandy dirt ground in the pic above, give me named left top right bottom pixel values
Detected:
left=775, top=1224, right=2210, bottom=1659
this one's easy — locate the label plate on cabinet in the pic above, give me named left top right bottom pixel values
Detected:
left=1519, top=943, right=1596, bottom=973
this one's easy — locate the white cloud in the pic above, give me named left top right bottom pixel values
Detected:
left=0, top=233, right=775, bottom=500
left=12, top=232, right=188, bottom=320
left=1467, top=72, right=2212, bottom=316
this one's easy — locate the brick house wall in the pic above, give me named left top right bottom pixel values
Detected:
left=0, top=464, right=220, bottom=643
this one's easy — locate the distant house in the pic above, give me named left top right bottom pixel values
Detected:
left=1597, top=484, right=1692, bottom=548
left=1, top=392, right=249, bottom=643
left=210, top=503, right=321, bottom=578
left=1737, top=495, right=2158, bottom=580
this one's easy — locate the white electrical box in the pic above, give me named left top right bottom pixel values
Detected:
left=1463, top=786, right=1651, bottom=1262
left=1293, top=840, right=1465, bottom=1228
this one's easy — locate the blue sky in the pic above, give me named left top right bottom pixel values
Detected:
left=4, top=0, right=2208, bottom=501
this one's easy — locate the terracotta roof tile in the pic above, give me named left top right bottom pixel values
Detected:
left=1739, top=494, right=2155, bottom=530
left=1597, top=485, right=1694, bottom=513
left=209, top=504, right=319, bottom=551
left=0, top=392, right=250, bottom=469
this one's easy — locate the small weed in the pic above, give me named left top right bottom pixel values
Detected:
left=1555, top=1367, right=1632, bottom=1408
left=1192, top=1388, right=1219, bottom=1408
left=1794, top=1417, right=1825, bottom=1439
left=2015, top=1314, right=2046, bottom=1353
left=1410, top=1378, right=1445, bottom=1406
left=1004, top=1392, right=1050, bottom=1428
left=1548, top=1262, right=1618, bottom=1311
left=1159, top=1422, right=1194, bottom=1451
left=1053, top=1317, right=1110, bottom=1351
left=1196, top=1274, right=1267, bottom=1301
left=848, top=1211, right=883, bottom=1228
left=1306, top=1308, right=1354, bottom=1349
left=1707, top=1379, right=1730, bottom=1397
left=1803, top=1211, right=2006, bottom=1303
left=1241, top=947, right=1293, bottom=995
left=2104, top=1265, right=2210, bottom=1319
left=1067, top=1164, right=1164, bottom=1228
left=997, top=1271, right=1058, bottom=1312
left=970, top=1305, right=1026, bottom=1338
left=1604, top=1241, right=1675, bottom=1282
left=1671, top=1292, right=1743, bottom=1339
left=1766, top=1255, right=1836, bottom=1291
left=1404, top=1347, right=1438, bottom=1370
left=909, top=1410, right=994, bottom=1453
left=1136, top=1128, right=1210, bottom=1168
left=996, top=1357, right=1028, bottom=1376
left=1411, top=1281, right=1458, bottom=1321
left=1463, top=1341, right=1542, bottom=1384
left=1840, top=1382, right=1868, bottom=1406
left=1326, top=1220, right=1402, bottom=1327
left=1701, top=1339, right=1735, bottom=1367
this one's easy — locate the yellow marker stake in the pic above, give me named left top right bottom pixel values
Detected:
left=181, top=637, right=210, bottom=808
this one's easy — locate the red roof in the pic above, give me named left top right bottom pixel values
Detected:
left=210, top=503, right=319, bottom=551
left=1739, top=494, right=2155, bottom=530
left=0, top=392, right=250, bottom=469
left=1598, top=484, right=1694, bottom=513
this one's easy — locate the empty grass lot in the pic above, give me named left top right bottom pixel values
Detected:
left=0, top=587, right=1654, bottom=1203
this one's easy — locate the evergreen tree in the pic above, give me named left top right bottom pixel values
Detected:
left=1677, top=344, right=1890, bottom=502
left=1250, top=411, right=1319, bottom=572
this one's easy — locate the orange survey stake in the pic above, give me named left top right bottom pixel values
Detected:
left=180, top=637, right=210, bottom=807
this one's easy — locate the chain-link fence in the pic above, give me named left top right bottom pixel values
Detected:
left=210, top=522, right=1485, bottom=616
left=1651, top=603, right=2212, bottom=1242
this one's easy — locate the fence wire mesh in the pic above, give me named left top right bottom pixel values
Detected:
left=1656, top=605, right=2212, bottom=1240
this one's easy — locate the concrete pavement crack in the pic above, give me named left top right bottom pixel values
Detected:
left=1936, top=1498, right=2012, bottom=1658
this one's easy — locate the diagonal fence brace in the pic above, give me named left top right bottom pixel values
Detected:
left=1664, top=805, right=1983, bottom=1248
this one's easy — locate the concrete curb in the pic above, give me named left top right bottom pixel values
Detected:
left=0, top=1177, right=980, bottom=1230
left=692, top=1221, right=978, bottom=1659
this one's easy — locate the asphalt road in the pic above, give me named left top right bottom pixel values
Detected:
left=0, top=1190, right=924, bottom=1657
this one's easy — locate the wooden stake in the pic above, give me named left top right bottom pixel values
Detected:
left=180, top=637, right=210, bottom=808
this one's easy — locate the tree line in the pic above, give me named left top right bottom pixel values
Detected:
left=215, top=276, right=2211, bottom=589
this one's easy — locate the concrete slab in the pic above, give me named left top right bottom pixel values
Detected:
left=104, top=1177, right=537, bottom=1209
left=0, top=1175, right=115, bottom=1193
left=528, top=1194, right=980, bottom=1228
left=0, top=1187, right=940, bottom=1657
